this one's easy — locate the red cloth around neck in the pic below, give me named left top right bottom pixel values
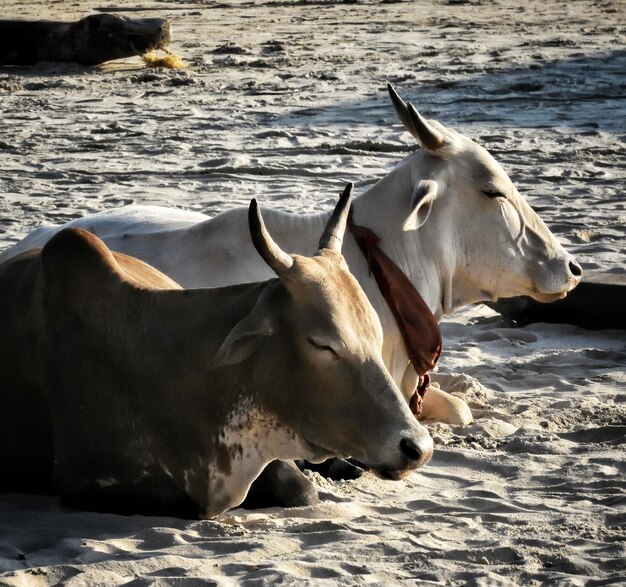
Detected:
left=347, top=210, right=442, bottom=417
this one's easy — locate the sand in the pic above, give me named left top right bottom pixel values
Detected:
left=1, top=0, right=625, bottom=584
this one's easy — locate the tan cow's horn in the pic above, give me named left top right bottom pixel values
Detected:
left=407, top=103, right=445, bottom=150
left=318, top=182, right=353, bottom=253
left=248, top=199, right=294, bottom=276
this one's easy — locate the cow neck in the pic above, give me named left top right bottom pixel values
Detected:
left=346, top=209, right=442, bottom=417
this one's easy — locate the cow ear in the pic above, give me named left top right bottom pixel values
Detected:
left=209, top=312, right=274, bottom=369
left=403, top=180, right=439, bottom=231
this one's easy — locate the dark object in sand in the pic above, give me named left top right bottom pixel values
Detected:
left=488, top=271, right=626, bottom=330
left=0, top=14, right=171, bottom=66
left=241, top=461, right=320, bottom=510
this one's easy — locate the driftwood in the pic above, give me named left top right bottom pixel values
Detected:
left=488, top=271, right=626, bottom=330
left=0, top=14, right=171, bottom=66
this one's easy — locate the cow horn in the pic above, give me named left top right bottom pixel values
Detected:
left=387, top=83, right=415, bottom=135
left=406, top=103, right=445, bottom=150
left=248, top=199, right=294, bottom=275
left=387, top=84, right=445, bottom=150
left=318, top=182, right=353, bottom=252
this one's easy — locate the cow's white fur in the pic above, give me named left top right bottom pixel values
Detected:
left=205, top=397, right=318, bottom=518
left=0, top=107, right=580, bottom=427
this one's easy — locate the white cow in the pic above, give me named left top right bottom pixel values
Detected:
left=0, top=86, right=582, bottom=424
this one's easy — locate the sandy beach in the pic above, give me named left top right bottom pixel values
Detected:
left=1, top=0, right=625, bottom=584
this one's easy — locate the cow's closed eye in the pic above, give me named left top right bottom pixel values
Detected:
left=482, top=188, right=506, bottom=199
left=308, top=338, right=339, bottom=358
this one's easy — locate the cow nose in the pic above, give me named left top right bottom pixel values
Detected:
left=400, top=437, right=422, bottom=463
left=569, top=260, right=582, bottom=279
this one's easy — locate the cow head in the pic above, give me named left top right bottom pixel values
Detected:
left=213, top=184, right=433, bottom=479
left=387, top=84, right=582, bottom=313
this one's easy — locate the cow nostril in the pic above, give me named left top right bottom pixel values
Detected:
left=400, top=438, right=422, bottom=462
left=569, top=260, right=582, bottom=278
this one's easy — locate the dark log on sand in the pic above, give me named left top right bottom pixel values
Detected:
left=487, top=271, right=626, bottom=330
left=0, top=14, right=171, bottom=66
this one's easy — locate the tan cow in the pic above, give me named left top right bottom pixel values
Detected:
left=0, top=187, right=432, bottom=519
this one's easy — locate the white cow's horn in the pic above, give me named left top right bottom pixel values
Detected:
left=407, top=103, right=445, bottom=150
left=318, top=182, right=353, bottom=253
left=387, top=83, right=415, bottom=135
left=248, top=199, right=294, bottom=276
left=387, top=84, right=445, bottom=151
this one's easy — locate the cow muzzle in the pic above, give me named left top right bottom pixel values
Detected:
left=370, top=429, right=433, bottom=480
left=531, top=254, right=583, bottom=302
left=564, top=257, right=583, bottom=291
